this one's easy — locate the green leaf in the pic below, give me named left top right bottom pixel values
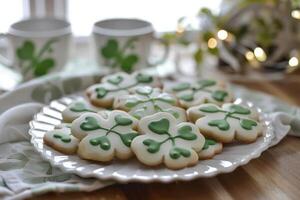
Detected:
left=172, top=82, right=190, bottom=92
left=229, top=105, right=251, bottom=115
left=90, top=136, right=111, bottom=150
left=53, top=132, right=71, bottom=143
left=177, top=125, right=197, bottom=140
left=202, top=31, right=214, bottom=42
left=95, top=87, right=107, bottom=98
left=114, top=115, right=133, bottom=126
left=80, top=116, right=100, bottom=131
left=211, top=90, right=228, bottom=102
left=16, top=40, right=35, bottom=60
left=121, top=54, right=139, bottom=72
left=136, top=73, right=153, bottom=83
left=208, top=119, right=230, bottom=131
left=101, top=39, right=119, bottom=59
left=240, top=119, right=257, bottom=130
left=193, top=49, right=203, bottom=65
left=107, top=75, right=123, bottom=85
left=148, top=118, right=170, bottom=135
left=179, top=93, right=194, bottom=101
left=34, top=58, right=55, bottom=76
left=199, top=106, right=220, bottom=113
left=120, top=132, right=139, bottom=147
left=202, top=139, right=217, bottom=150
left=169, top=147, right=191, bottom=159
left=198, top=79, right=216, bottom=88
left=208, top=47, right=219, bottom=55
left=143, top=139, right=160, bottom=153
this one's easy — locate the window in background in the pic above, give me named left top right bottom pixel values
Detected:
left=68, top=0, right=222, bottom=37
left=0, top=0, right=24, bottom=33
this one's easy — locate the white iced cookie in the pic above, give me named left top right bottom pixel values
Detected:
left=86, top=72, right=160, bottom=108
left=76, top=110, right=139, bottom=162
left=198, top=139, right=223, bottom=160
left=131, top=112, right=205, bottom=170
left=62, top=100, right=100, bottom=122
left=43, top=128, right=79, bottom=154
left=114, top=86, right=186, bottom=122
left=187, top=103, right=263, bottom=143
left=164, top=79, right=233, bottom=109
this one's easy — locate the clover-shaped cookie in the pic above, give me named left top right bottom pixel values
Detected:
left=73, top=110, right=139, bottom=162
left=131, top=112, right=205, bottom=169
left=44, top=128, right=79, bottom=154
left=86, top=72, right=160, bottom=108
left=187, top=103, right=262, bottom=143
left=62, top=100, right=102, bottom=122
left=114, top=86, right=187, bottom=122
left=164, top=79, right=233, bottom=108
left=198, top=139, right=223, bottom=160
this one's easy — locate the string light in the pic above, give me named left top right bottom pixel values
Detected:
left=217, top=30, right=228, bottom=40
left=245, top=51, right=255, bottom=61
left=207, top=38, right=217, bottom=48
left=291, top=10, right=300, bottom=19
left=288, top=57, right=299, bottom=66
left=176, top=24, right=185, bottom=34
left=254, top=47, right=267, bottom=62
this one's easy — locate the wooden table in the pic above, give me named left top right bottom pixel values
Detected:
left=32, top=78, right=300, bottom=200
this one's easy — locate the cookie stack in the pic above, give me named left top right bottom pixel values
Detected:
left=44, top=72, right=263, bottom=170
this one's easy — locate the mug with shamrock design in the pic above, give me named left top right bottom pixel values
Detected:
left=0, top=17, right=71, bottom=81
left=93, top=18, right=169, bottom=72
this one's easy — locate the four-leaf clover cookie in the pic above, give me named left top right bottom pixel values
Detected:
left=86, top=72, right=160, bottom=108
left=73, top=110, right=139, bottom=162
left=165, top=79, right=233, bottom=108
left=114, top=86, right=187, bottom=122
left=44, top=128, right=79, bottom=154
left=187, top=103, right=262, bottom=143
left=131, top=112, right=205, bottom=169
left=62, top=100, right=102, bottom=122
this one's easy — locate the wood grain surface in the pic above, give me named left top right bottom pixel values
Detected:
left=30, top=79, right=300, bottom=200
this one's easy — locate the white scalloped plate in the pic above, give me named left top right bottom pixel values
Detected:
left=29, top=96, right=274, bottom=183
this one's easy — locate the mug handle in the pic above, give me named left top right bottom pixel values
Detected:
left=147, top=37, right=170, bottom=67
left=0, top=33, right=12, bottom=67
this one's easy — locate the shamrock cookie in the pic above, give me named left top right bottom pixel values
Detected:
left=86, top=72, right=160, bottom=108
left=198, top=139, right=223, bottom=160
left=62, top=100, right=100, bottom=122
left=164, top=79, right=233, bottom=108
left=114, top=86, right=187, bottom=122
left=187, top=103, right=262, bottom=143
left=44, top=128, right=79, bottom=154
left=131, top=112, right=205, bottom=169
left=74, top=110, right=139, bottom=162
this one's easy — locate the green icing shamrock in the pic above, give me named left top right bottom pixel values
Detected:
left=172, top=79, right=229, bottom=103
left=142, top=118, right=198, bottom=159
left=53, top=132, right=71, bottom=143
left=92, top=73, right=154, bottom=99
left=17, top=39, right=58, bottom=77
left=202, top=139, right=217, bottom=150
left=79, top=114, right=138, bottom=150
left=199, top=104, right=258, bottom=131
left=69, top=102, right=95, bottom=113
left=100, top=38, right=139, bottom=72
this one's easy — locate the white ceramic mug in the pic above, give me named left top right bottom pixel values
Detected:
left=93, top=18, right=169, bottom=72
left=0, top=17, right=71, bottom=81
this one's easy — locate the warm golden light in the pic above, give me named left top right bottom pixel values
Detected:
left=254, top=47, right=267, bottom=62
left=291, top=10, right=300, bottom=19
left=208, top=38, right=217, bottom=48
left=176, top=24, right=185, bottom=34
left=217, top=30, right=228, bottom=40
left=245, top=51, right=255, bottom=61
left=289, top=57, right=299, bottom=67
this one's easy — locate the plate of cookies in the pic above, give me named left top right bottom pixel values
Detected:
left=29, top=72, right=274, bottom=183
